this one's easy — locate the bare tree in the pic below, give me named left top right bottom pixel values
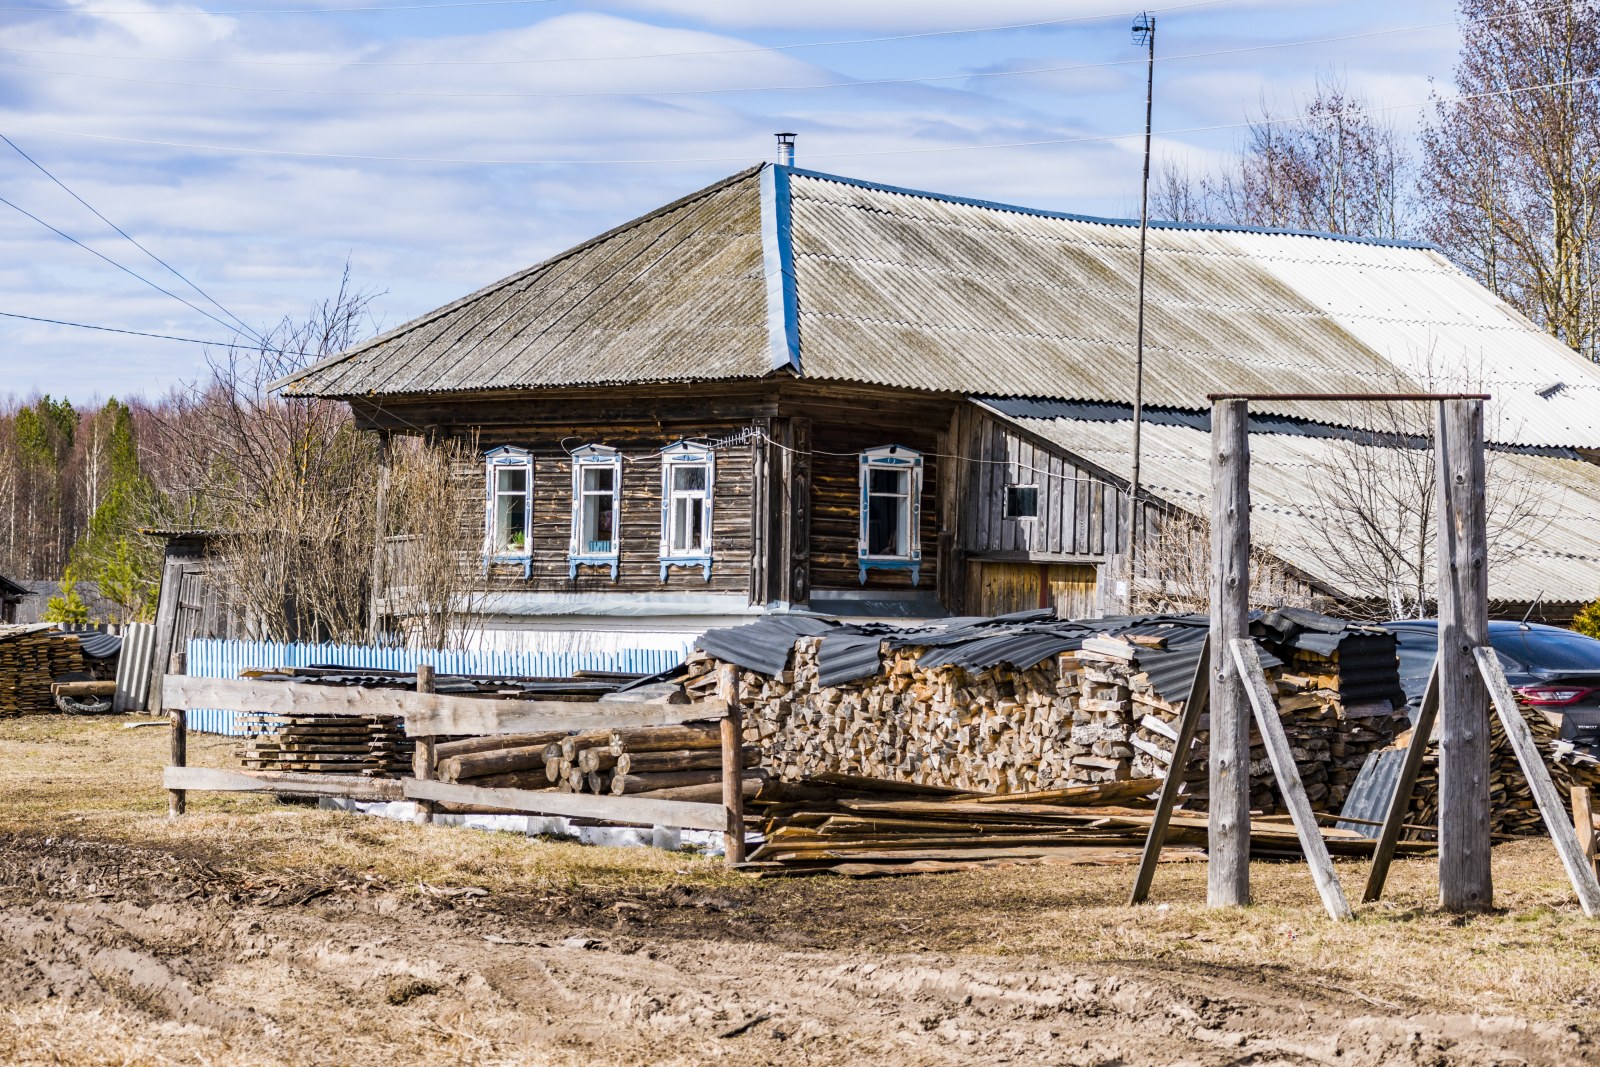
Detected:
left=1421, top=0, right=1600, bottom=359
left=1125, top=507, right=1326, bottom=615
left=1153, top=76, right=1414, bottom=239
left=380, top=434, right=489, bottom=649
left=1307, top=360, right=1550, bottom=619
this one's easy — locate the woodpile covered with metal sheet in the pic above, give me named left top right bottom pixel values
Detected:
left=692, top=609, right=1408, bottom=815
left=0, top=625, right=89, bottom=716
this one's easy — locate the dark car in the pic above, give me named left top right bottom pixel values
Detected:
left=1385, top=620, right=1600, bottom=744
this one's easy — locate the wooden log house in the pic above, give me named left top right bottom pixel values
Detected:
left=276, top=161, right=1600, bottom=639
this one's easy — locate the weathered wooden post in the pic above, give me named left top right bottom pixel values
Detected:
left=1209, top=398, right=1251, bottom=906
left=166, top=651, right=188, bottom=818
left=412, top=663, right=437, bottom=826
left=1437, top=398, right=1492, bottom=911
left=718, top=664, right=746, bottom=865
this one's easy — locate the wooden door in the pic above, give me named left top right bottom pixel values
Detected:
left=966, top=561, right=1099, bottom=619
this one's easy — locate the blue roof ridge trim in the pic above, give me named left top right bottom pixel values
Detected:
left=785, top=166, right=1441, bottom=252
left=759, top=163, right=801, bottom=374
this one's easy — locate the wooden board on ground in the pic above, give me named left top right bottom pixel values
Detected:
left=404, top=777, right=728, bottom=831
left=162, top=766, right=405, bottom=801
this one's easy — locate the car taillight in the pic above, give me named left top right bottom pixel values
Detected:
left=1519, top=685, right=1596, bottom=707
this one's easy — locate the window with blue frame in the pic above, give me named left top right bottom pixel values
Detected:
left=569, top=444, right=622, bottom=579
left=483, top=446, right=533, bottom=577
left=658, top=442, right=714, bottom=580
left=858, top=445, right=923, bottom=585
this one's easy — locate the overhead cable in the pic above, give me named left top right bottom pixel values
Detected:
left=0, top=133, right=264, bottom=345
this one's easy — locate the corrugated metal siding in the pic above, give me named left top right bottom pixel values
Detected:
left=113, top=622, right=156, bottom=713
left=1004, top=412, right=1600, bottom=605
left=182, top=638, right=690, bottom=736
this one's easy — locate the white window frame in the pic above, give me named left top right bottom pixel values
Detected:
left=483, top=446, right=533, bottom=578
left=1004, top=483, right=1040, bottom=521
left=569, top=444, right=622, bottom=580
left=858, top=445, right=923, bottom=586
left=658, top=441, right=715, bottom=581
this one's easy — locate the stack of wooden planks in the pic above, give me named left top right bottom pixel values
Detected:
left=0, top=626, right=89, bottom=717
left=742, top=774, right=1426, bottom=877
left=237, top=712, right=413, bottom=776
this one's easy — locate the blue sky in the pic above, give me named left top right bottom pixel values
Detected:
left=0, top=0, right=1461, bottom=400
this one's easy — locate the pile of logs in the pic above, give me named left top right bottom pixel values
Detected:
left=744, top=774, right=1426, bottom=877
left=0, top=626, right=90, bottom=716
left=437, top=722, right=743, bottom=800
left=237, top=713, right=414, bottom=777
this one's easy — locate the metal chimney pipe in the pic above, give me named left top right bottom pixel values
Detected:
left=775, top=132, right=796, bottom=167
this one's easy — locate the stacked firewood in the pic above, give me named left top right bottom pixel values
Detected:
left=237, top=713, right=414, bottom=777
left=0, top=627, right=89, bottom=716
left=1405, top=703, right=1584, bottom=838
left=1123, top=644, right=1405, bottom=816
left=689, top=640, right=1083, bottom=795
left=696, top=627, right=1405, bottom=812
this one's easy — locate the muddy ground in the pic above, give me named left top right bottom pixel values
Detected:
left=2, top=832, right=1594, bottom=1066
left=1, top=718, right=1597, bottom=1065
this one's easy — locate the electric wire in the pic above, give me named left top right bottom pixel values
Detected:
left=0, top=191, right=264, bottom=340
left=0, top=133, right=264, bottom=345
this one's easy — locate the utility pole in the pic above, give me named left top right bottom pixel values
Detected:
left=1126, top=11, right=1156, bottom=599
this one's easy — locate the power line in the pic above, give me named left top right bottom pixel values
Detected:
left=4, top=70, right=1597, bottom=167
left=0, top=309, right=256, bottom=347
left=0, top=133, right=264, bottom=345
left=0, top=191, right=255, bottom=339
left=0, top=1, right=1231, bottom=67
left=0, top=19, right=1484, bottom=101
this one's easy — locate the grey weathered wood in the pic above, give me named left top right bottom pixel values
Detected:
left=160, top=675, right=727, bottom=735
left=718, top=664, right=747, bottom=865
left=404, top=778, right=727, bottom=831
left=413, top=664, right=437, bottom=825
left=1130, top=634, right=1211, bottom=904
left=1573, top=786, right=1598, bottom=872
left=1437, top=399, right=1493, bottom=912
left=1208, top=398, right=1251, bottom=907
left=163, top=766, right=406, bottom=801
left=1362, top=657, right=1440, bottom=903
left=167, top=651, right=187, bottom=818
left=1475, top=647, right=1600, bottom=918
left=368, top=430, right=391, bottom=641
left=1231, top=639, right=1353, bottom=921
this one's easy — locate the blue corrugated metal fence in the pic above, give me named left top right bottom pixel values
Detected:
left=184, top=638, right=690, bottom=735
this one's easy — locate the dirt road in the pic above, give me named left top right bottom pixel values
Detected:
left=0, top=832, right=1589, bottom=1067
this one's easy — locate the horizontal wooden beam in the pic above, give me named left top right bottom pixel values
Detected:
left=403, top=778, right=727, bottom=831
left=160, top=675, right=726, bottom=736
left=163, top=766, right=405, bottom=801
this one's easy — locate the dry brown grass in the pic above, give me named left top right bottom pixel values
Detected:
left=3, top=714, right=1599, bottom=1030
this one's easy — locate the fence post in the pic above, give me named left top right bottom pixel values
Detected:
left=412, top=664, right=437, bottom=826
left=718, top=664, right=746, bottom=865
left=1208, top=398, right=1251, bottom=907
left=167, top=651, right=188, bottom=818
left=1437, top=398, right=1492, bottom=912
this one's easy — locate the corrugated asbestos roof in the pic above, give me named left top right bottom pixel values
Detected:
left=991, top=404, right=1600, bottom=605
left=279, top=164, right=1600, bottom=449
